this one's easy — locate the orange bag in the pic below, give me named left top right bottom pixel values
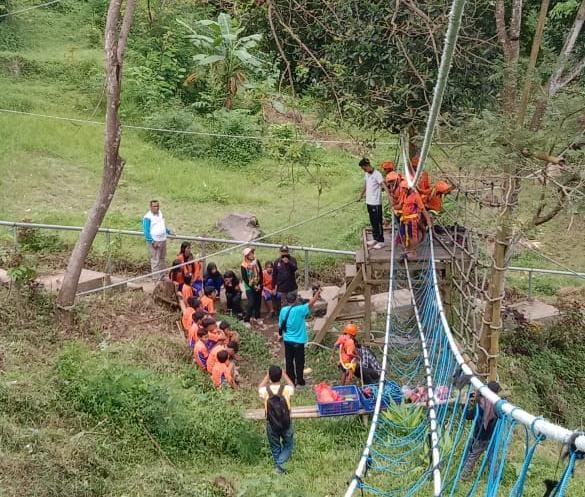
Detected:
left=315, top=382, right=343, bottom=403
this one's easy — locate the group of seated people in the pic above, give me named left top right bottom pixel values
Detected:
left=178, top=294, right=241, bottom=389
left=381, top=157, right=455, bottom=249
left=169, top=242, right=286, bottom=326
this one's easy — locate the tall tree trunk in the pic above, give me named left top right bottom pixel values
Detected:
left=479, top=171, right=521, bottom=380
left=56, top=0, right=137, bottom=309
left=530, top=0, right=585, bottom=130
left=495, top=0, right=523, bottom=115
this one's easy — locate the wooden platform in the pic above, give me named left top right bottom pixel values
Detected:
left=356, top=225, right=470, bottom=268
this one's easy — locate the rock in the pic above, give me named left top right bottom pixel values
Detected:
left=217, top=213, right=261, bottom=242
left=506, top=299, right=560, bottom=326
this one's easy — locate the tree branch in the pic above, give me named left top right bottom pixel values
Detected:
left=117, top=0, right=138, bottom=65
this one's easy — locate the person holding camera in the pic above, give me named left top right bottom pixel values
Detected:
left=278, top=287, right=321, bottom=386
left=273, top=245, right=298, bottom=310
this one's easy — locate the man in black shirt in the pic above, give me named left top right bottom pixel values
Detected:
left=273, top=245, right=298, bottom=311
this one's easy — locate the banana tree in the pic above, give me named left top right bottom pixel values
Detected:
left=180, top=13, right=266, bottom=109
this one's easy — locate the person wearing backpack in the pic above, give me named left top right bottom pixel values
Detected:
left=258, top=365, right=295, bottom=474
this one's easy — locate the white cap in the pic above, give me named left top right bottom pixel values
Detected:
left=243, top=247, right=254, bottom=257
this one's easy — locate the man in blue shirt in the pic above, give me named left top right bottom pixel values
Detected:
left=143, top=200, right=172, bottom=280
left=278, top=288, right=321, bottom=386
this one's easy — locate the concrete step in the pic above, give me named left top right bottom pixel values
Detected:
left=37, top=269, right=111, bottom=294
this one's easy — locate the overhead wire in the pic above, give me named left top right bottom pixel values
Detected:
left=0, top=0, right=62, bottom=19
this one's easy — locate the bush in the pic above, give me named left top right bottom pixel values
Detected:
left=208, top=109, right=263, bottom=165
left=145, top=110, right=211, bottom=159
left=56, top=343, right=263, bottom=462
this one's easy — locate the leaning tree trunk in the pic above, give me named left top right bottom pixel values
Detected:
left=56, top=0, right=137, bottom=309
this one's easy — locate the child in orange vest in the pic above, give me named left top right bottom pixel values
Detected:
left=219, top=320, right=240, bottom=344
left=335, top=323, right=359, bottom=385
left=181, top=273, right=194, bottom=302
left=212, top=349, right=236, bottom=388
left=426, top=180, right=454, bottom=214
left=181, top=297, right=201, bottom=336
left=193, top=327, right=210, bottom=371
left=201, top=286, right=217, bottom=315
left=169, top=259, right=184, bottom=289
left=203, top=317, right=226, bottom=350
left=207, top=341, right=239, bottom=374
left=188, top=309, right=207, bottom=349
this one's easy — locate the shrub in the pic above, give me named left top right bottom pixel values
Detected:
left=145, top=109, right=211, bottom=159
left=208, top=109, right=263, bottom=165
left=56, top=343, right=263, bottom=462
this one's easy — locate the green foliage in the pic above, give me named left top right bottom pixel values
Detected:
left=145, top=109, right=211, bottom=158
left=180, top=12, right=268, bottom=109
left=208, top=109, right=263, bottom=164
left=16, top=225, right=63, bottom=252
left=501, top=309, right=585, bottom=425
left=56, top=343, right=264, bottom=462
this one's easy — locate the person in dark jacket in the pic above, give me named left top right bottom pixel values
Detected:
left=273, top=245, right=298, bottom=310
left=223, top=270, right=243, bottom=319
left=461, top=381, right=501, bottom=480
left=204, top=262, right=224, bottom=297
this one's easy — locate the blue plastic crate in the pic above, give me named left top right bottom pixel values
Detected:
left=358, top=381, right=402, bottom=413
left=317, top=385, right=361, bottom=416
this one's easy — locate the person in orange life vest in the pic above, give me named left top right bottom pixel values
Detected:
left=180, top=296, right=202, bottom=336
left=203, top=317, right=226, bottom=350
left=219, top=320, right=240, bottom=344
left=410, top=155, right=432, bottom=202
left=335, top=323, right=359, bottom=385
left=212, top=349, right=236, bottom=388
left=398, top=181, right=431, bottom=249
left=193, top=327, right=210, bottom=371
left=262, top=261, right=280, bottom=319
left=177, top=241, right=203, bottom=294
left=381, top=160, right=395, bottom=174
left=188, top=309, right=207, bottom=349
left=384, top=171, right=403, bottom=223
left=207, top=340, right=239, bottom=374
left=181, top=273, right=194, bottom=302
left=426, top=180, right=454, bottom=214
left=201, top=285, right=217, bottom=315
left=169, top=259, right=184, bottom=290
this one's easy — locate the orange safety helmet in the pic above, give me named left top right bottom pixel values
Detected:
left=386, top=171, right=400, bottom=183
left=435, top=180, right=451, bottom=194
left=381, top=160, right=395, bottom=172
left=344, top=323, right=359, bottom=336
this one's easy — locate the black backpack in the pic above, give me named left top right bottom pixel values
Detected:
left=266, top=385, right=291, bottom=434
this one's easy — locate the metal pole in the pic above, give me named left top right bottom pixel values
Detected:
left=11, top=225, right=18, bottom=248
left=527, top=270, right=533, bottom=301
left=304, top=249, right=309, bottom=289
left=105, top=231, right=112, bottom=275
left=200, top=241, right=206, bottom=269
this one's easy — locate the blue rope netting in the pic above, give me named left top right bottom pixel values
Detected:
left=345, top=231, right=581, bottom=497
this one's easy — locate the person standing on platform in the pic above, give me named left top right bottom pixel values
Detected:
left=143, top=200, right=172, bottom=280
left=357, top=158, right=390, bottom=250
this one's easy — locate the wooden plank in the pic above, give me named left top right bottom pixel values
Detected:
left=363, top=263, right=372, bottom=342
left=311, top=269, right=364, bottom=345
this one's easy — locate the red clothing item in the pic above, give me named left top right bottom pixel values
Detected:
left=335, top=334, right=357, bottom=365
left=262, top=270, right=274, bottom=291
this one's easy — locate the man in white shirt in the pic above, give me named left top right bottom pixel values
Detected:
left=143, top=200, right=172, bottom=280
left=357, top=158, right=390, bottom=249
